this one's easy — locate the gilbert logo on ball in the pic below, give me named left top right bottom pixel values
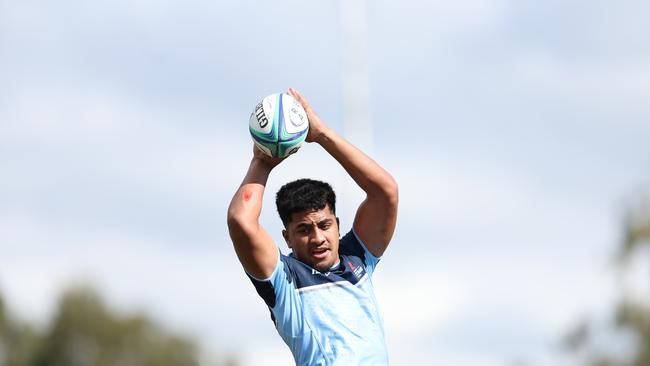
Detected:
left=249, top=93, right=309, bottom=158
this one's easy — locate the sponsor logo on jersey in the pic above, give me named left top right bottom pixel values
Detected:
left=312, top=268, right=332, bottom=277
left=347, top=261, right=364, bottom=280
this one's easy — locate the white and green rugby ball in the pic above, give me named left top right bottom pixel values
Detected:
left=249, top=93, right=309, bottom=158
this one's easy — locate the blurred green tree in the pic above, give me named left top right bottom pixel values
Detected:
left=32, top=286, right=198, bottom=366
left=614, top=199, right=650, bottom=366
left=0, top=292, right=41, bottom=366
left=565, top=197, right=650, bottom=366
left=0, top=285, right=240, bottom=366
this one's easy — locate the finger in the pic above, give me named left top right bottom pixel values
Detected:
left=288, top=88, right=311, bottom=110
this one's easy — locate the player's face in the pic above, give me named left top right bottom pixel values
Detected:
left=283, top=205, right=340, bottom=272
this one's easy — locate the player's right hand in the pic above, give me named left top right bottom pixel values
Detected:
left=252, top=144, right=284, bottom=168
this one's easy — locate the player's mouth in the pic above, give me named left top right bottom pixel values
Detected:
left=311, top=247, right=330, bottom=260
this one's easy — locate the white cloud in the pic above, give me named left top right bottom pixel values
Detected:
left=0, top=80, right=247, bottom=200
left=376, top=266, right=469, bottom=335
left=374, top=0, right=507, bottom=34
left=512, top=47, right=650, bottom=113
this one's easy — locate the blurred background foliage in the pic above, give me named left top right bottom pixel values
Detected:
left=565, top=193, right=650, bottom=366
left=0, top=286, right=238, bottom=366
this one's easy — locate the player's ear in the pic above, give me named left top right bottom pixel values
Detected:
left=282, top=229, right=291, bottom=248
left=336, top=217, right=340, bottom=234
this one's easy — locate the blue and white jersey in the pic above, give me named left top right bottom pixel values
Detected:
left=248, top=230, right=388, bottom=366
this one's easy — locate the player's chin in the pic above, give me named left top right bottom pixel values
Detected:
left=310, top=252, right=335, bottom=271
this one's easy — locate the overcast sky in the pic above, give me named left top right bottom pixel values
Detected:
left=2, top=0, right=650, bottom=365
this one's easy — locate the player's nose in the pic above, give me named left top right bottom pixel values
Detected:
left=311, top=228, right=326, bottom=244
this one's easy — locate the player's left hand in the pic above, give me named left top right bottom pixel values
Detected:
left=288, top=88, right=328, bottom=144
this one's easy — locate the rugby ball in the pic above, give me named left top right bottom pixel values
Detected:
left=249, top=93, right=309, bottom=158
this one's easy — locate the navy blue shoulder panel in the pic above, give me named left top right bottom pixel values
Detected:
left=246, top=259, right=293, bottom=309
left=282, top=255, right=367, bottom=290
left=246, top=274, right=277, bottom=325
left=281, top=231, right=368, bottom=290
left=248, top=230, right=370, bottom=301
left=338, top=230, right=366, bottom=263
left=247, top=273, right=276, bottom=308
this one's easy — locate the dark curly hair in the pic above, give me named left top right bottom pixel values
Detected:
left=276, top=178, right=336, bottom=227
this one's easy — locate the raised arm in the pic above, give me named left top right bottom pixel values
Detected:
left=289, top=88, right=398, bottom=257
left=227, top=146, right=283, bottom=279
